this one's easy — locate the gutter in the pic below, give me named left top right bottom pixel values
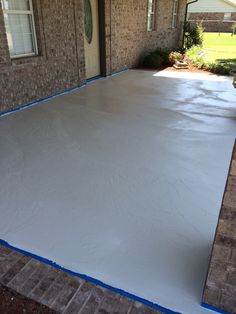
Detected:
left=182, top=0, right=199, bottom=48
left=223, top=0, right=236, bottom=7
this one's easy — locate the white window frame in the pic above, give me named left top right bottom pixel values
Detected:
left=147, top=0, right=156, bottom=32
left=224, top=12, right=231, bottom=21
left=171, top=0, right=179, bottom=29
left=1, top=0, right=38, bottom=59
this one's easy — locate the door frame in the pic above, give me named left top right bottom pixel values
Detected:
left=97, top=0, right=106, bottom=77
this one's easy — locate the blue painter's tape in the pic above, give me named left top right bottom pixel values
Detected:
left=201, top=303, right=231, bottom=314
left=1, top=65, right=180, bottom=314
left=0, top=239, right=180, bottom=314
left=110, top=68, right=129, bottom=77
left=0, top=68, right=128, bottom=119
left=86, top=75, right=106, bottom=84
left=86, top=68, right=129, bottom=84
left=0, top=84, right=86, bottom=118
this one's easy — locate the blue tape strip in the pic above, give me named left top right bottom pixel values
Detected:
left=87, top=68, right=129, bottom=83
left=0, top=239, right=180, bottom=314
left=201, top=303, right=231, bottom=314
left=0, top=84, right=86, bottom=118
left=110, top=67, right=129, bottom=77
left=0, top=66, right=183, bottom=314
left=0, top=68, right=128, bottom=119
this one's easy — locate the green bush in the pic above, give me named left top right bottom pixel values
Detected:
left=154, top=48, right=171, bottom=65
left=184, top=22, right=204, bottom=49
left=142, top=48, right=172, bottom=68
left=143, top=52, right=164, bottom=68
left=186, top=46, right=231, bottom=75
left=142, top=48, right=185, bottom=68
left=208, top=63, right=231, bottom=75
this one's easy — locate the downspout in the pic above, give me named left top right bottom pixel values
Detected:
left=182, top=0, right=199, bottom=49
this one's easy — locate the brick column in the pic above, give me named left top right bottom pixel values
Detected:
left=202, top=141, right=236, bottom=314
left=74, top=0, right=86, bottom=85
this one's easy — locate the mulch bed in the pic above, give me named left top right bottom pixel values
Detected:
left=136, top=62, right=214, bottom=75
left=0, top=284, right=56, bottom=314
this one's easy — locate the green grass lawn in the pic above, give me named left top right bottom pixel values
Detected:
left=202, top=32, right=236, bottom=63
left=186, top=32, right=236, bottom=74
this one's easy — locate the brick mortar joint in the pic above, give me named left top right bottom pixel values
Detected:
left=203, top=141, right=236, bottom=312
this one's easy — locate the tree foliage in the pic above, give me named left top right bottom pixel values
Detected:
left=184, top=22, right=204, bottom=49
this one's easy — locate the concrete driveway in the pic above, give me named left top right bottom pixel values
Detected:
left=0, top=69, right=235, bottom=314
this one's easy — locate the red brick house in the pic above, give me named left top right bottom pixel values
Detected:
left=188, top=0, right=236, bottom=32
left=0, top=2, right=235, bottom=314
left=0, top=0, right=186, bottom=113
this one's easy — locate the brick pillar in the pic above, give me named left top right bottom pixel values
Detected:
left=74, top=0, right=86, bottom=85
left=202, top=141, right=236, bottom=314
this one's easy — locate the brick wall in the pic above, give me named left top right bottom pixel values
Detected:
left=188, top=12, right=236, bottom=32
left=0, top=0, right=86, bottom=113
left=107, top=0, right=186, bottom=73
left=0, top=5, right=9, bottom=64
left=202, top=142, right=236, bottom=314
left=0, top=0, right=186, bottom=113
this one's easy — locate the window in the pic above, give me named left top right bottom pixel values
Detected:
left=1, top=0, right=38, bottom=58
left=172, top=0, right=179, bottom=28
left=224, top=12, right=231, bottom=21
left=147, top=0, right=156, bottom=32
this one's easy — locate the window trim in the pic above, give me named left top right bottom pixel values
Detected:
left=171, top=0, right=179, bottom=29
left=1, top=0, right=38, bottom=59
left=147, top=0, right=156, bottom=32
left=224, top=12, right=231, bottom=21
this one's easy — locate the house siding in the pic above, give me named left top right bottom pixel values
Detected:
left=188, top=0, right=236, bottom=32
left=0, top=0, right=186, bottom=113
left=188, top=12, right=236, bottom=32
left=188, top=0, right=236, bottom=13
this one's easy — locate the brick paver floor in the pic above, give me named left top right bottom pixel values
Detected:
left=202, top=142, right=236, bottom=312
left=0, top=283, right=56, bottom=313
left=0, top=245, right=163, bottom=313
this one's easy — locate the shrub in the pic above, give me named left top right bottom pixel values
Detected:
left=142, top=48, right=172, bottom=68
left=208, top=63, right=231, bottom=75
left=154, top=48, right=171, bottom=65
left=169, top=51, right=183, bottom=65
left=186, top=46, right=231, bottom=75
left=143, top=52, right=164, bottom=68
left=142, top=48, right=184, bottom=68
left=184, top=22, right=204, bottom=49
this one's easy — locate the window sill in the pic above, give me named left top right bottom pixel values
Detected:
left=11, top=52, right=38, bottom=60
left=11, top=54, right=44, bottom=66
